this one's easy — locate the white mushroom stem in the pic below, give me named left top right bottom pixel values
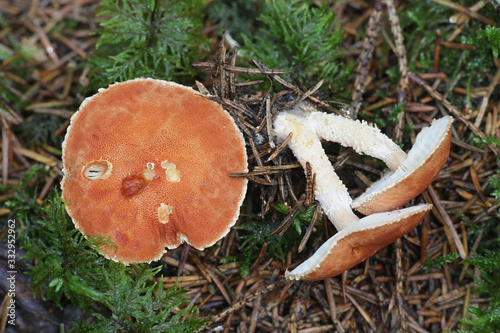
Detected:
left=286, top=102, right=407, bottom=171
left=274, top=110, right=359, bottom=230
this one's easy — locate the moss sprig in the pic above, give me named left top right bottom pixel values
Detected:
left=240, top=0, right=350, bottom=89
left=90, top=0, right=209, bottom=88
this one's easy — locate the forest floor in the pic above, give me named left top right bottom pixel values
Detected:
left=1, top=0, right=499, bottom=332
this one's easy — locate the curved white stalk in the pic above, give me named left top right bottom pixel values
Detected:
left=285, top=102, right=407, bottom=170
left=274, top=110, right=358, bottom=230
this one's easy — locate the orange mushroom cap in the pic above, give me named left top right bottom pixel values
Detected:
left=285, top=204, right=432, bottom=281
left=61, top=78, right=248, bottom=264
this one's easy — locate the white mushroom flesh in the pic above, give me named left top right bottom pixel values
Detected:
left=157, top=203, right=173, bottom=224
left=82, top=160, right=113, bottom=180
left=161, top=160, right=181, bottom=182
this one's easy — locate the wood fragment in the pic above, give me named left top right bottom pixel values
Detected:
left=430, top=0, right=497, bottom=26
left=350, top=2, right=383, bottom=118
left=345, top=293, right=377, bottom=330
left=428, top=186, right=467, bottom=259
left=440, top=41, right=476, bottom=50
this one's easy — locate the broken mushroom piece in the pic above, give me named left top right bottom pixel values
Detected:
left=285, top=204, right=432, bottom=281
left=277, top=102, right=452, bottom=215
left=61, top=78, right=248, bottom=264
left=273, top=111, right=431, bottom=280
left=352, top=116, right=453, bottom=214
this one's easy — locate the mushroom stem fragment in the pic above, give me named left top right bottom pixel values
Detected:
left=283, top=102, right=407, bottom=171
left=274, top=110, right=358, bottom=230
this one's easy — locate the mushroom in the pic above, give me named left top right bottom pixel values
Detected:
left=276, top=102, right=452, bottom=215
left=351, top=116, right=452, bottom=214
left=61, top=78, right=248, bottom=264
left=285, top=204, right=431, bottom=281
left=273, top=107, right=432, bottom=280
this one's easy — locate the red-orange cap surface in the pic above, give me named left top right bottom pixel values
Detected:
left=61, top=78, right=248, bottom=264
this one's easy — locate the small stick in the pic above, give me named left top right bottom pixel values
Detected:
left=440, top=41, right=476, bottom=50
left=292, top=79, right=325, bottom=106
left=224, top=65, right=286, bottom=75
left=266, top=132, right=293, bottom=162
left=0, top=96, right=23, bottom=124
left=254, top=164, right=301, bottom=171
left=298, top=205, right=321, bottom=253
left=384, top=0, right=409, bottom=105
left=384, top=0, right=409, bottom=142
left=191, top=62, right=217, bottom=70
left=395, top=238, right=408, bottom=333
left=2, top=124, right=9, bottom=186
left=203, top=280, right=287, bottom=327
left=265, top=95, right=275, bottom=148
left=350, top=2, right=384, bottom=118
left=324, top=278, right=337, bottom=323
left=420, top=213, right=429, bottom=264
left=305, top=162, right=316, bottom=207
left=284, top=171, right=299, bottom=203
left=217, top=32, right=228, bottom=99
left=345, top=293, right=377, bottom=330
left=248, top=294, right=262, bottom=333
left=434, top=30, right=441, bottom=73
left=428, top=185, right=467, bottom=259
left=430, top=0, right=497, bottom=26
left=229, top=47, right=238, bottom=96
left=234, top=80, right=265, bottom=87
left=271, top=199, right=304, bottom=237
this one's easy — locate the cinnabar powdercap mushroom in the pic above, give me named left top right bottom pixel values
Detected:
left=61, top=78, right=248, bottom=264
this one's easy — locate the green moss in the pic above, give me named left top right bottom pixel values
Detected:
left=401, top=0, right=498, bottom=89
left=240, top=0, right=351, bottom=90
left=456, top=249, right=500, bottom=332
left=4, top=170, right=205, bottom=330
left=89, top=0, right=209, bottom=88
left=221, top=214, right=302, bottom=278
left=424, top=253, right=460, bottom=271
left=204, top=0, right=265, bottom=45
